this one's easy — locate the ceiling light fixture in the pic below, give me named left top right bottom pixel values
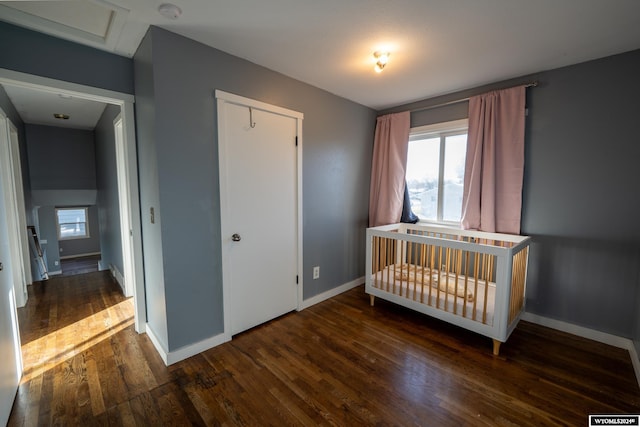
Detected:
left=158, top=3, right=182, bottom=19
left=53, top=113, right=70, bottom=120
left=374, top=51, right=390, bottom=73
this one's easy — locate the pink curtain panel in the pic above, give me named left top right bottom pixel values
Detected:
left=461, top=86, right=526, bottom=234
left=369, top=111, right=410, bottom=227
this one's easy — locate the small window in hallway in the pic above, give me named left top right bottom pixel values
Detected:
left=55, top=207, right=89, bottom=239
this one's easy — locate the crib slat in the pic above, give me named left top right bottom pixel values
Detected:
left=463, top=251, right=469, bottom=318
left=444, top=247, right=450, bottom=311
left=373, top=236, right=379, bottom=289
left=472, top=253, right=479, bottom=322
left=407, top=239, right=414, bottom=300
left=419, top=242, right=426, bottom=304
left=482, top=254, right=492, bottom=325
left=392, top=238, right=398, bottom=294
left=385, top=238, right=390, bottom=293
left=436, top=246, right=443, bottom=309
left=454, top=248, right=462, bottom=315
left=429, top=243, right=435, bottom=306
left=510, top=251, right=518, bottom=322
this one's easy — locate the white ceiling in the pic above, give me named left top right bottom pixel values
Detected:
left=1, top=0, right=640, bottom=112
left=2, top=84, right=107, bottom=130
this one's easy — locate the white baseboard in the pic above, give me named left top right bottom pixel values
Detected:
left=166, top=333, right=230, bottom=365
left=109, top=264, right=125, bottom=294
left=299, top=276, right=364, bottom=310
left=521, top=312, right=630, bottom=349
left=628, top=341, right=640, bottom=391
left=145, top=323, right=230, bottom=366
left=145, top=324, right=169, bottom=365
left=143, top=278, right=363, bottom=366
left=522, top=312, right=640, bottom=389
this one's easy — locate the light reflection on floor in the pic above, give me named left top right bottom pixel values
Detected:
left=20, top=299, right=134, bottom=383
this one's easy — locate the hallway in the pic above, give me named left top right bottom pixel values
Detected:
left=10, top=271, right=138, bottom=425
left=60, top=255, right=101, bottom=277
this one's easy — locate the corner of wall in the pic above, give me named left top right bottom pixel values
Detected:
left=522, top=312, right=640, bottom=389
left=145, top=322, right=230, bottom=366
left=109, top=264, right=125, bottom=294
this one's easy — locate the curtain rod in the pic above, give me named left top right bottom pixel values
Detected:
left=409, top=81, right=538, bottom=114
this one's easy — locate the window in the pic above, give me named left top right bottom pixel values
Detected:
left=405, top=119, right=468, bottom=224
left=56, top=207, right=89, bottom=240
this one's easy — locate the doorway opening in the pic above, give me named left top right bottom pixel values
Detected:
left=0, top=68, right=146, bottom=378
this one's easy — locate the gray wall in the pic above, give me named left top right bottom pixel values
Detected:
left=26, top=124, right=102, bottom=265
left=26, top=125, right=97, bottom=190
left=134, top=27, right=375, bottom=351
left=382, top=49, right=640, bottom=340
left=0, top=21, right=133, bottom=95
left=134, top=30, right=169, bottom=350
left=1, top=23, right=132, bottom=260
left=36, top=206, right=60, bottom=272
left=95, top=104, right=124, bottom=275
left=521, top=50, right=640, bottom=339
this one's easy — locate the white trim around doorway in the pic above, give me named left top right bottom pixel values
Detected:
left=0, top=68, right=147, bottom=333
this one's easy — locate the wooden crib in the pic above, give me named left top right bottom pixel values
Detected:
left=366, top=223, right=531, bottom=355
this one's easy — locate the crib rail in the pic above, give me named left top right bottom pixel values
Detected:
left=366, top=222, right=531, bottom=350
left=371, top=233, right=497, bottom=325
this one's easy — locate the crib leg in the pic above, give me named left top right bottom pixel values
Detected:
left=492, top=339, right=501, bottom=356
left=369, top=295, right=375, bottom=306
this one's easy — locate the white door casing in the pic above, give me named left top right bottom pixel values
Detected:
left=9, top=120, right=31, bottom=298
left=0, top=67, right=147, bottom=333
left=114, top=114, right=135, bottom=297
left=0, top=128, right=23, bottom=426
left=217, top=90, right=303, bottom=337
left=0, top=110, right=27, bottom=308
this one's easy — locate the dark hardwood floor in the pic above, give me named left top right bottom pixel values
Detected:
left=60, top=255, right=101, bottom=276
left=8, top=272, right=640, bottom=426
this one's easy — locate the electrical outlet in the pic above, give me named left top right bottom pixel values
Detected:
left=54, top=260, right=59, bottom=266
left=313, top=266, right=320, bottom=279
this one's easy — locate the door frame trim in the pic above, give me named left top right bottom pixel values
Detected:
left=113, top=114, right=135, bottom=298
left=0, top=67, right=147, bottom=333
left=8, top=119, right=32, bottom=294
left=215, top=90, right=303, bottom=341
left=0, top=110, right=29, bottom=308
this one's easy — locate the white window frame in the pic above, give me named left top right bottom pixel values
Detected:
left=56, top=207, right=90, bottom=240
left=408, top=118, right=468, bottom=226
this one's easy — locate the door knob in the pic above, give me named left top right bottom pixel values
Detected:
left=231, top=233, right=241, bottom=242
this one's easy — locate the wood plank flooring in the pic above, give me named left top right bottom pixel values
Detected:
left=60, top=255, right=101, bottom=276
left=8, top=272, right=640, bottom=426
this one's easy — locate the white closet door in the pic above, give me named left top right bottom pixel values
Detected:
left=219, top=97, right=299, bottom=335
